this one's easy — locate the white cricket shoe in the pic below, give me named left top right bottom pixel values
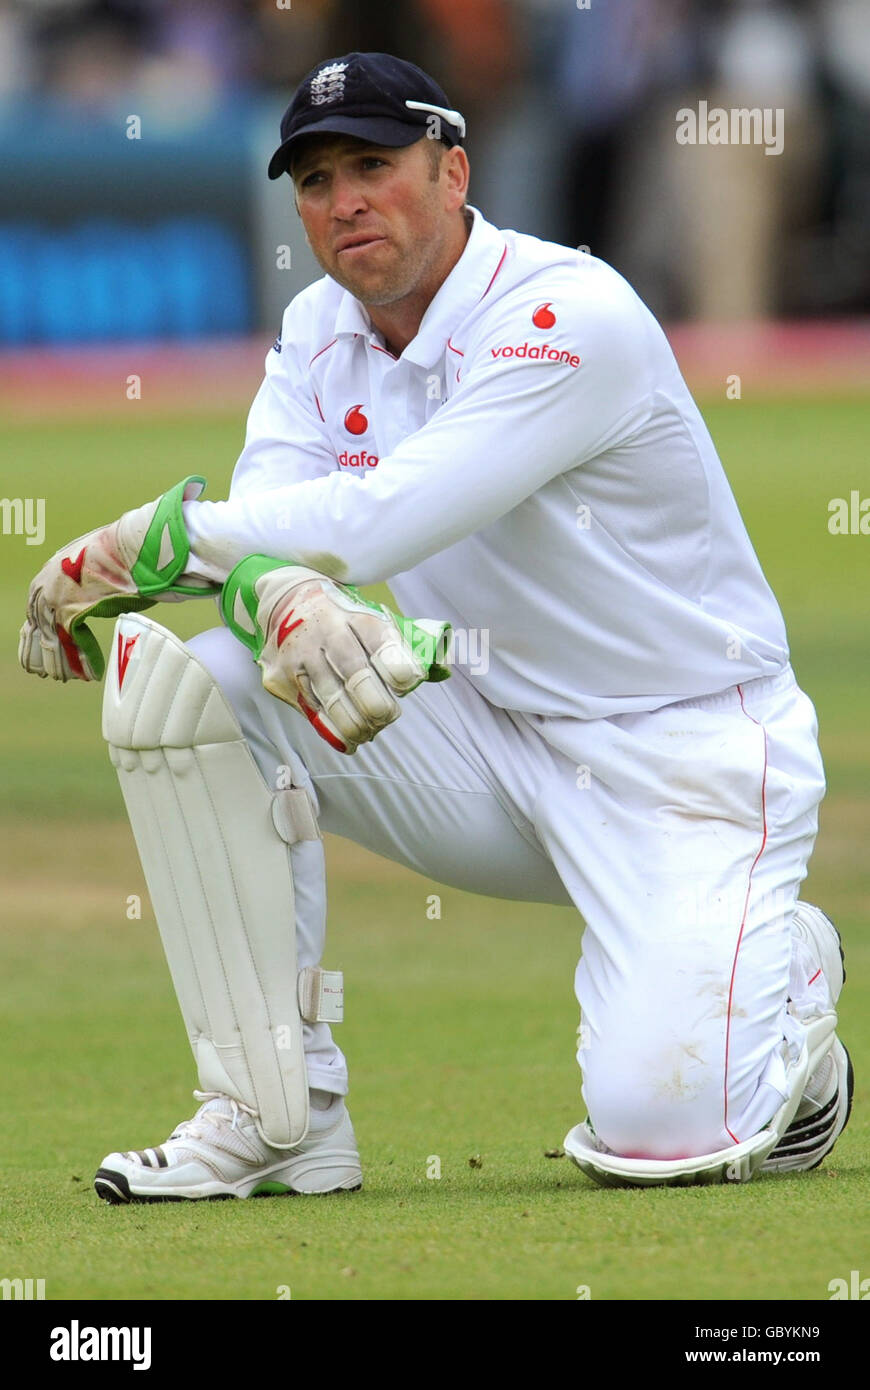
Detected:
left=94, top=1092, right=362, bottom=1203
left=762, top=902, right=853, bottom=1173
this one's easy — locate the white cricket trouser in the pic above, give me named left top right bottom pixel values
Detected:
left=188, top=627, right=826, bottom=1161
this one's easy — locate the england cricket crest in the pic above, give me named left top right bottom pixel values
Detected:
left=310, top=62, right=348, bottom=106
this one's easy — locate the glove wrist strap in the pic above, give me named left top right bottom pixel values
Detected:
left=130, top=475, right=208, bottom=597
left=221, top=554, right=452, bottom=683
left=221, top=554, right=290, bottom=656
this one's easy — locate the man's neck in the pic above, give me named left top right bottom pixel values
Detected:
left=366, top=208, right=473, bottom=358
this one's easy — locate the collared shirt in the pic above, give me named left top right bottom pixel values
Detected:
left=185, top=207, right=789, bottom=721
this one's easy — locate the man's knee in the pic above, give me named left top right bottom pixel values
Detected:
left=187, top=627, right=260, bottom=720
left=186, top=625, right=317, bottom=803
left=583, top=1047, right=730, bottom=1159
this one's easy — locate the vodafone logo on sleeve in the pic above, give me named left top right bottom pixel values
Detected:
left=490, top=341, right=581, bottom=368
left=489, top=301, right=580, bottom=368
left=532, top=302, right=556, bottom=328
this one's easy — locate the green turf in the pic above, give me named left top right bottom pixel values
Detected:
left=0, top=398, right=867, bottom=1300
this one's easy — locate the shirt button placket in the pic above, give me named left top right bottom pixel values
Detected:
left=379, top=362, right=412, bottom=452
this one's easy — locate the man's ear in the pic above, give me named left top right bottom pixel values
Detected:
left=444, top=146, right=470, bottom=210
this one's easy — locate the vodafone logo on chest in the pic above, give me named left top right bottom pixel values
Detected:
left=339, top=402, right=378, bottom=468
left=344, top=403, right=368, bottom=435
left=490, top=301, right=582, bottom=370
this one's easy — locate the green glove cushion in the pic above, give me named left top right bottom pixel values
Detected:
left=68, top=474, right=208, bottom=680
left=221, top=554, right=451, bottom=683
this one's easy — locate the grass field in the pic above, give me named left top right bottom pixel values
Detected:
left=0, top=396, right=868, bottom=1301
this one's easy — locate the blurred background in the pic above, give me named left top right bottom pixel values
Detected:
left=1, top=0, right=869, bottom=355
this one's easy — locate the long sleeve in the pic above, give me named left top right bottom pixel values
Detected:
left=184, top=286, right=653, bottom=585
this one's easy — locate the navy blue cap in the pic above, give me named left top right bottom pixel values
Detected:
left=267, top=52, right=466, bottom=180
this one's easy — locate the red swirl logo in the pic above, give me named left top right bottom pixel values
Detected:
left=344, top=403, right=368, bottom=435
left=532, top=302, right=556, bottom=329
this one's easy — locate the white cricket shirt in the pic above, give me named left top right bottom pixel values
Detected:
left=185, top=207, right=790, bottom=721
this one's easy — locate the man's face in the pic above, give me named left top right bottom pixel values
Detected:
left=291, top=134, right=463, bottom=307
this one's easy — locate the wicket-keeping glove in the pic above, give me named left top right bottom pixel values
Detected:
left=18, top=476, right=218, bottom=682
left=221, top=555, right=451, bottom=754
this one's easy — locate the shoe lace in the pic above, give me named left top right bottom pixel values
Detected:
left=170, top=1091, right=259, bottom=1144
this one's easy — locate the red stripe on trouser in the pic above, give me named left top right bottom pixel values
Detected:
left=723, top=685, right=769, bottom=1143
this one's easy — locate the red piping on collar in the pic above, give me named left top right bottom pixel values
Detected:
left=446, top=244, right=508, bottom=363
left=479, top=244, right=508, bottom=302
left=308, top=337, right=338, bottom=368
